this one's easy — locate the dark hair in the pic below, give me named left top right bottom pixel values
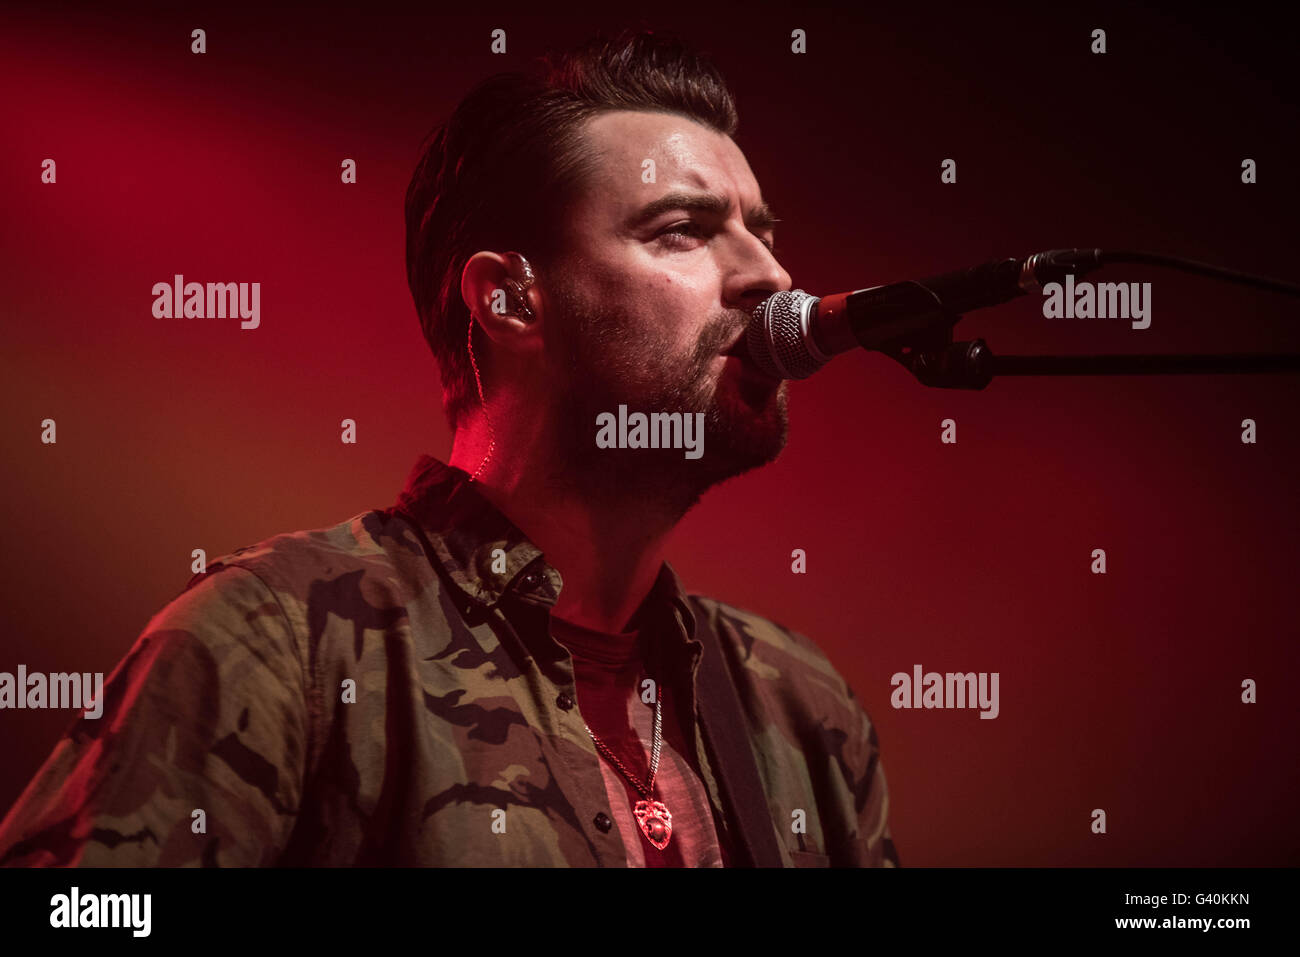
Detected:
left=403, top=29, right=739, bottom=430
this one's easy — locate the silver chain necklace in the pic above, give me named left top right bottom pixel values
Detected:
left=583, top=688, right=673, bottom=850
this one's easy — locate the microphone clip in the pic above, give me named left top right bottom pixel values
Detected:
left=879, top=322, right=995, bottom=390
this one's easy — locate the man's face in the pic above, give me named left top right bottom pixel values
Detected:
left=543, top=109, right=793, bottom=500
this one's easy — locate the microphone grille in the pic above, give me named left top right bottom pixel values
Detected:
left=746, top=289, right=823, bottom=379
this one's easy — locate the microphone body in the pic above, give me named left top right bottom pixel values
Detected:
left=746, top=249, right=1102, bottom=379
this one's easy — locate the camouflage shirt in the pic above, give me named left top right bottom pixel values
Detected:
left=0, top=455, right=898, bottom=867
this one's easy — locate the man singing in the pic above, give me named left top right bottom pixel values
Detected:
left=0, top=29, right=898, bottom=867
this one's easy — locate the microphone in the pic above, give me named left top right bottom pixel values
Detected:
left=745, top=248, right=1105, bottom=379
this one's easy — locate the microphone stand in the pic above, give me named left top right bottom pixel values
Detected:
left=874, top=250, right=1300, bottom=389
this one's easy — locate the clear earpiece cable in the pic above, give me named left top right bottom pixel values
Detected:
left=467, top=316, right=495, bottom=481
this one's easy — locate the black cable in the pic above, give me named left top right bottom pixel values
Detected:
left=1098, top=250, right=1300, bottom=297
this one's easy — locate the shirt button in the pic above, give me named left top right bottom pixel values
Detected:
left=556, top=693, right=574, bottom=710
left=594, top=813, right=612, bottom=832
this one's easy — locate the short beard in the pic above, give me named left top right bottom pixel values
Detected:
left=545, top=276, right=788, bottom=518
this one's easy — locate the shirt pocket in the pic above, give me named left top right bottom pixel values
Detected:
left=788, top=850, right=830, bottom=867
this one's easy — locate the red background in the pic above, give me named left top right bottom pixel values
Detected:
left=2, top=0, right=1297, bottom=865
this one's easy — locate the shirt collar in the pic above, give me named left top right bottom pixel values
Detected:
left=390, top=454, right=698, bottom=638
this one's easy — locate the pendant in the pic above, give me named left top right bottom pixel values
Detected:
left=634, top=799, right=673, bottom=850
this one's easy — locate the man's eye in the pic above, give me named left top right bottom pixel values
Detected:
left=657, top=222, right=706, bottom=246
left=656, top=222, right=776, bottom=254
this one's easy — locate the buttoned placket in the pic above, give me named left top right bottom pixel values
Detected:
left=499, top=559, right=636, bottom=865
left=498, top=559, right=740, bottom=866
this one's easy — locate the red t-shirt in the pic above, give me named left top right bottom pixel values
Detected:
left=550, top=613, right=726, bottom=867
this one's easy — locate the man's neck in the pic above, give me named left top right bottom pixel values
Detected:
left=449, top=427, right=685, bottom=634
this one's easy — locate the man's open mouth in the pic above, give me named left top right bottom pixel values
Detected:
left=720, top=333, right=784, bottom=385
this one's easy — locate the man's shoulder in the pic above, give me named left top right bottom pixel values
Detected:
left=684, top=593, right=866, bottom=715
left=684, top=592, right=891, bottom=866
left=180, top=507, right=420, bottom=605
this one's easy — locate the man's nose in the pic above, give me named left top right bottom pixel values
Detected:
left=724, top=234, right=792, bottom=312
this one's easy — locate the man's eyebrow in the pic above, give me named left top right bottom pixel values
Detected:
left=626, top=190, right=780, bottom=232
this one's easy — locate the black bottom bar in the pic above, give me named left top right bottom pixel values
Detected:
left=0, top=865, right=1286, bottom=943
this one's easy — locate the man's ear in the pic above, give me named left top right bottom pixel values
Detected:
left=460, top=251, right=543, bottom=351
